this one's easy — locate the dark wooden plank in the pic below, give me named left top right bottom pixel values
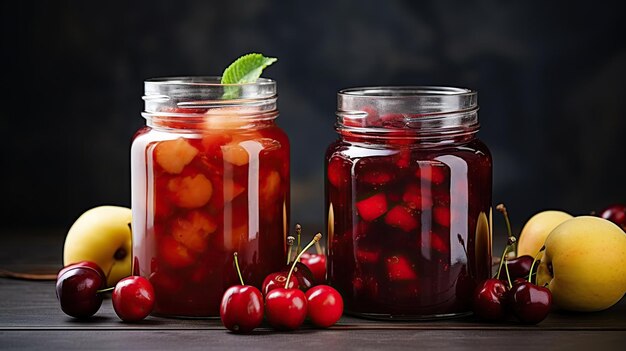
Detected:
left=2, top=330, right=626, bottom=351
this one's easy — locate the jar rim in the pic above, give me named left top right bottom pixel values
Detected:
left=143, top=76, right=277, bottom=118
left=339, top=86, right=475, bottom=98
left=144, top=76, right=276, bottom=88
left=336, top=85, right=479, bottom=139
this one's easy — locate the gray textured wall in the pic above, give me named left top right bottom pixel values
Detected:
left=1, top=0, right=624, bottom=233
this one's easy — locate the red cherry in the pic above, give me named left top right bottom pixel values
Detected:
left=261, top=271, right=299, bottom=296
left=220, top=252, right=264, bottom=333
left=263, top=228, right=316, bottom=294
left=300, top=253, right=327, bottom=284
left=599, top=204, right=626, bottom=230
left=265, top=288, right=308, bottom=330
left=58, top=261, right=105, bottom=282
left=264, top=233, right=323, bottom=330
left=305, top=285, right=343, bottom=328
left=497, top=255, right=534, bottom=281
left=56, top=266, right=105, bottom=318
left=112, top=276, right=155, bottom=322
left=472, top=278, right=508, bottom=320
left=283, top=262, right=315, bottom=291
left=220, top=285, right=264, bottom=333
left=506, top=281, right=552, bottom=324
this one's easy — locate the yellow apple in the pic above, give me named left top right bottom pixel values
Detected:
left=517, top=210, right=573, bottom=257
left=537, top=216, right=626, bottom=312
left=63, top=206, right=132, bottom=287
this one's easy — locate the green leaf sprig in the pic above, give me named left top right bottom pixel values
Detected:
left=221, top=53, right=277, bottom=99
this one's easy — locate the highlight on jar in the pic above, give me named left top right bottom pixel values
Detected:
left=130, top=56, right=291, bottom=318
left=326, top=86, right=493, bottom=320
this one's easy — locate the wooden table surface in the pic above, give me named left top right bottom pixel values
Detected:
left=1, top=230, right=625, bottom=350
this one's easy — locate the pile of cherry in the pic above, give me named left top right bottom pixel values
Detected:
left=221, top=231, right=343, bottom=333
left=55, top=226, right=342, bottom=331
left=56, top=261, right=155, bottom=322
left=473, top=205, right=552, bottom=324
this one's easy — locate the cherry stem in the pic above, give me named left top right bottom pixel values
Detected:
left=503, top=257, right=513, bottom=288
left=529, top=245, right=545, bottom=285
left=315, top=241, right=323, bottom=255
left=286, top=236, right=295, bottom=265
left=496, top=204, right=513, bottom=240
left=495, top=236, right=516, bottom=279
left=97, top=287, right=114, bottom=294
left=295, top=224, right=302, bottom=256
left=286, top=233, right=322, bottom=285
left=233, top=252, right=244, bottom=285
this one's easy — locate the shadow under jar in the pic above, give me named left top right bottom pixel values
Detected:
left=326, top=86, right=492, bottom=320
left=131, top=77, right=289, bottom=318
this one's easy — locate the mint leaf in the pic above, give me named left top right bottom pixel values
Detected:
left=221, top=53, right=277, bottom=99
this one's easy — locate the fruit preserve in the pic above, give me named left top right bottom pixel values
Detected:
left=326, top=87, right=492, bottom=320
left=131, top=77, right=289, bottom=317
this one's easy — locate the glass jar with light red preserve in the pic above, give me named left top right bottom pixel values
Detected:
left=131, top=77, right=289, bottom=317
left=325, top=87, right=492, bottom=320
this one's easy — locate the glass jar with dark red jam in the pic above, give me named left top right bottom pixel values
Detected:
left=131, top=77, right=289, bottom=317
left=326, top=87, right=492, bottom=320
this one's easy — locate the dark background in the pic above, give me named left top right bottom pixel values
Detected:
left=1, top=0, right=624, bottom=238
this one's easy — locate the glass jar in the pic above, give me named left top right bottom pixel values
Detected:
left=325, top=86, right=492, bottom=320
left=131, top=77, right=289, bottom=317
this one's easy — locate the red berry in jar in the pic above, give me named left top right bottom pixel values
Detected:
left=385, top=205, right=418, bottom=232
left=356, top=193, right=388, bottom=222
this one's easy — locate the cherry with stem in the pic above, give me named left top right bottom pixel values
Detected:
left=300, top=226, right=327, bottom=284
left=220, top=252, right=264, bottom=333
left=287, top=233, right=322, bottom=285
left=265, top=234, right=322, bottom=330
left=506, top=248, right=553, bottom=324
left=496, top=204, right=535, bottom=281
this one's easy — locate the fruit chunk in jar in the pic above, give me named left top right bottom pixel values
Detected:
left=326, top=138, right=491, bottom=318
left=133, top=123, right=289, bottom=317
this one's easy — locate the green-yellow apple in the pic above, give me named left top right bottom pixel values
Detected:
left=517, top=210, right=573, bottom=257
left=63, top=206, right=132, bottom=287
left=537, top=216, right=626, bottom=312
